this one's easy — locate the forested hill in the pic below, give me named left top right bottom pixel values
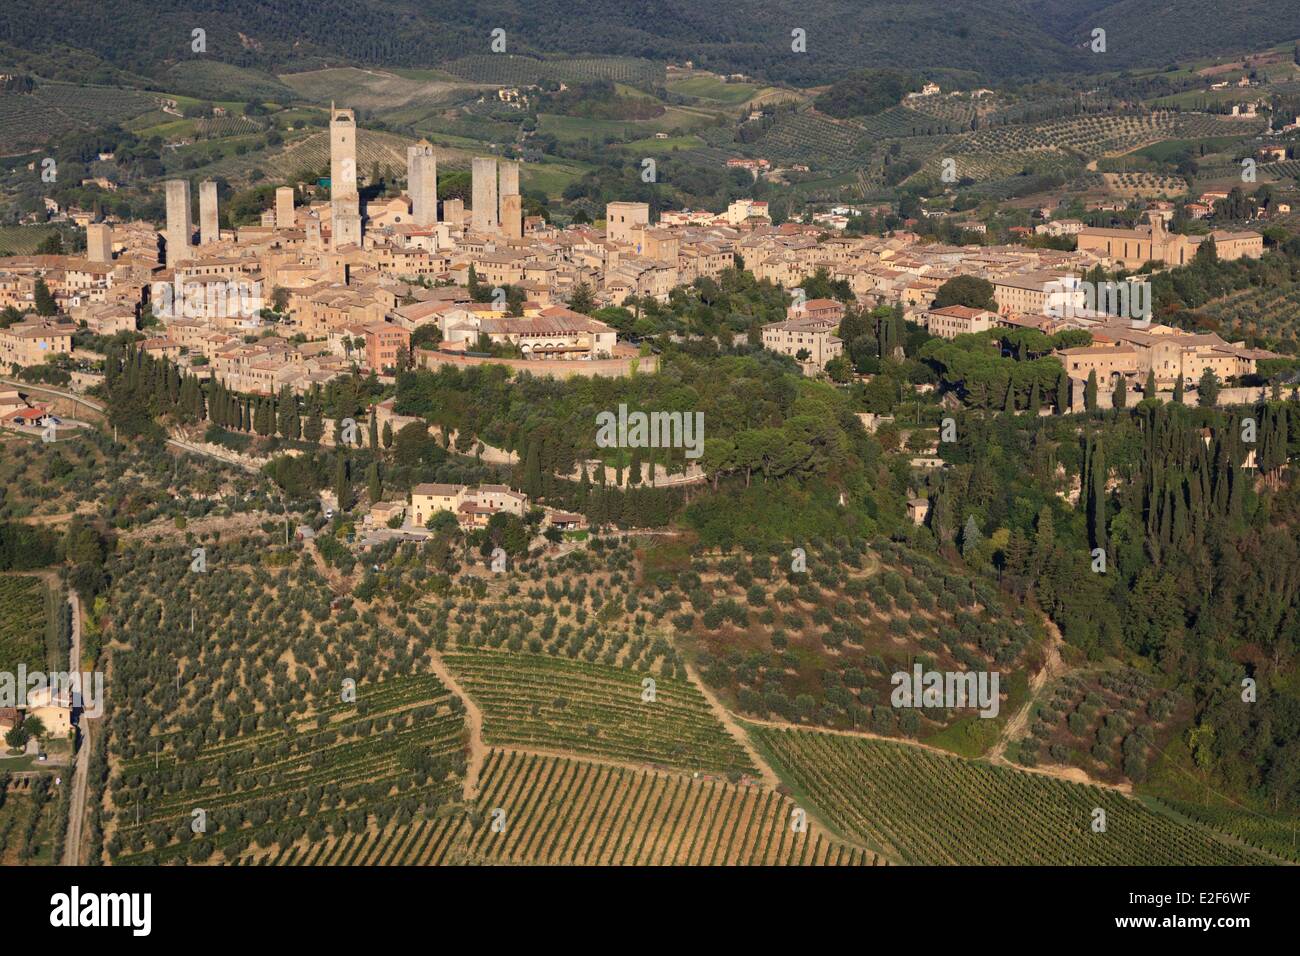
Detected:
left=1, top=0, right=1298, bottom=86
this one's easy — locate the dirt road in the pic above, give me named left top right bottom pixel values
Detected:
left=62, top=592, right=89, bottom=866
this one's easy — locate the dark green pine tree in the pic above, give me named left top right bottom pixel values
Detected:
left=1173, top=374, right=1184, bottom=404
left=1084, top=370, right=1098, bottom=413
left=1056, top=371, right=1070, bottom=414
left=367, top=461, right=382, bottom=504
left=382, top=421, right=393, bottom=449
left=1143, top=369, right=1156, bottom=402
left=1113, top=377, right=1127, bottom=410
left=368, top=411, right=379, bottom=451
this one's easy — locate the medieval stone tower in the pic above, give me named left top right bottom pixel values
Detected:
left=471, top=156, right=499, bottom=233
left=407, top=140, right=437, bottom=227
left=164, top=179, right=192, bottom=267
left=330, top=103, right=362, bottom=249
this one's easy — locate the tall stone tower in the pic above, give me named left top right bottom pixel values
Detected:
left=86, top=223, right=113, bottom=263
left=164, top=179, right=193, bottom=267
left=276, top=186, right=296, bottom=229
left=498, top=160, right=519, bottom=222
left=330, top=103, right=362, bottom=249
left=501, top=194, right=523, bottom=240
left=198, top=180, right=219, bottom=245
left=407, top=140, right=438, bottom=227
left=471, top=157, right=498, bottom=233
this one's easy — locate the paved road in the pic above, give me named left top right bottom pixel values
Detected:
left=62, top=592, right=89, bottom=866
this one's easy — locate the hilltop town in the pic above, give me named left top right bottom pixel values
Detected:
left=0, top=97, right=1281, bottom=414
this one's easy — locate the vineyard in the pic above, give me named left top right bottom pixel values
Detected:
left=0, top=575, right=49, bottom=677
left=103, top=539, right=468, bottom=864
left=442, top=55, right=665, bottom=89
left=0, top=82, right=161, bottom=149
left=235, top=749, right=872, bottom=865
left=753, top=726, right=1272, bottom=865
left=194, top=116, right=266, bottom=138
left=0, top=225, right=59, bottom=257
left=461, top=749, right=863, bottom=865
left=751, top=111, right=865, bottom=170
left=444, top=649, right=754, bottom=776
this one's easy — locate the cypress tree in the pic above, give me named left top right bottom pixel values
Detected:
left=1084, top=370, right=1098, bottom=413
left=335, top=456, right=352, bottom=512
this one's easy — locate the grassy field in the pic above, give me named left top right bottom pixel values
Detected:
left=442, top=55, right=665, bottom=89
left=537, top=106, right=714, bottom=144
left=752, top=726, right=1275, bottom=865
left=667, top=76, right=761, bottom=105
left=278, top=67, right=476, bottom=111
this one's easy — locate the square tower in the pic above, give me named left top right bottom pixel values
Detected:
left=330, top=103, right=362, bottom=248
left=498, top=160, right=520, bottom=226
left=407, top=141, right=437, bottom=227
left=199, top=179, right=219, bottom=245
left=471, top=157, right=499, bottom=233
left=164, top=179, right=193, bottom=267
left=86, top=222, right=113, bottom=263
left=276, top=186, right=296, bottom=229
left=605, top=201, right=649, bottom=245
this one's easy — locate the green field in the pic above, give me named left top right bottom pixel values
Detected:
left=537, top=106, right=714, bottom=144
left=667, top=76, right=761, bottom=105
left=753, top=726, right=1274, bottom=865
left=442, top=55, right=665, bottom=89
